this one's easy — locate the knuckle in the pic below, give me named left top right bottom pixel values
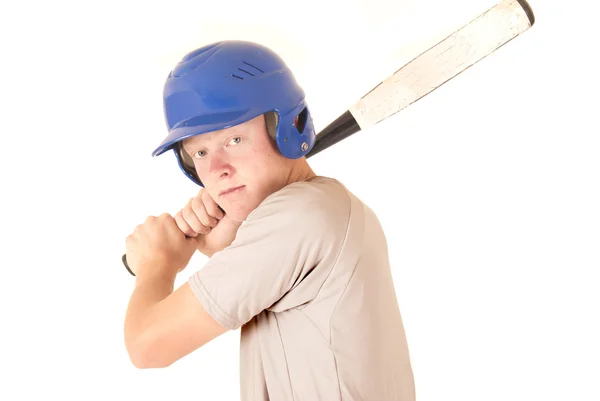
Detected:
left=191, top=196, right=204, bottom=213
left=176, top=221, right=191, bottom=236
left=175, top=217, right=192, bottom=234
left=174, top=213, right=183, bottom=225
left=195, top=222, right=209, bottom=234
left=182, top=206, right=195, bottom=222
left=174, top=211, right=188, bottom=226
left=203, top=203, right=217, bottom=218
left=201, top=190, right=212, bottom=203
left=181, top=208, right=205, bottom=234
left=198, top=225, right=210, bottom=235
left=174, top=218, right=183, bottom=230
left=202, top=215, right=217, bottom=228
left=210, top=205, right=221, bottom=219
left=184, top=228, right=198, bottom=237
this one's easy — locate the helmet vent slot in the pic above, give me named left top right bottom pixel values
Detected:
left=242, top=61, right=264, bottom=73
left=238, top=68, right=255, bottom=76
left=232, top=62, right=264, bottom=80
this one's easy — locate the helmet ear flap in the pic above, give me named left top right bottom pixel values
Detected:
left=293, top=107, right=308, bottom=134
left=176, top=142, right=204, bottom=187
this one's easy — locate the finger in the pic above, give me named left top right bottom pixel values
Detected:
left=191, top=195, right=218, bottom=228
left=143, top=215, right=157, bottom=225
left=174, top=209, right=199, bottom=237
left=201, top=190, right=225, bottom=220
left=125, top=233, right=135, bottom=249
left=139, top=215, right=161, bottom=236
left=182, top=200, right=212, bottom=235
left=162, top=213, right=189, bottom=239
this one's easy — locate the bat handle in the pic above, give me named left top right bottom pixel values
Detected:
left=122, top=254, right=135, bottom=276
left=122, top=206, right=223, bottom=276
left=122, top=235, right=193, bottom=277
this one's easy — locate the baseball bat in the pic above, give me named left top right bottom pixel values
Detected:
left=123, top=0, right=534, bottom=276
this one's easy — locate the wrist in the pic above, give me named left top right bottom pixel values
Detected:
left=196, top=243, right=216, bottom=258
left=135, top=264, right=177, bottom=285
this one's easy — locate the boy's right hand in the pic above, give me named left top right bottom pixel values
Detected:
left=174, top=189, right=242, bottom=257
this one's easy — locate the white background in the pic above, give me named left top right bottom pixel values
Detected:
left=1, top=0, right=598, bottom=399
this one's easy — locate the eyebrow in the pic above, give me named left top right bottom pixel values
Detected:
left=181, top=127, right=243, bottom=154
left=180, top=142, right=192, bottom=155
left=181, top=138, right=206, bottom=154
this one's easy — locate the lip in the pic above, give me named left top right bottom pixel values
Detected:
left=219, top=185, right=245, bottom=196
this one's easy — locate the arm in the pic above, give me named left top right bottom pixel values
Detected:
left=123, top=211, right=232, bottom=369
left=122, top=182, right=345, bottom=368
left=124, top=271, right=228, bottom=369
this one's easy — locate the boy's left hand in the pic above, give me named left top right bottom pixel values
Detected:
left=125, top=213, right=198, bottom=278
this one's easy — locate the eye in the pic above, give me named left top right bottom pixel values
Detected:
left=229, top=136, right=242, bottom=145
left=193, top=150, right=207, bottom=159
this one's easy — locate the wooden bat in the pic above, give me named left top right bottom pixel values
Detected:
left=122, top=0, right=535, bottom=275
left=306, top=0, right=534, bottom=157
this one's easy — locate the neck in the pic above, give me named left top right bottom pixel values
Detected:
left=285, top=159, right=316, bottom=186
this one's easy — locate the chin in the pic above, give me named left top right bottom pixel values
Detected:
left=226, top=206, right=253, bottom=222
left=221, top=186, right=276, bottom=222
left=221, top=197, right=259, bottom=221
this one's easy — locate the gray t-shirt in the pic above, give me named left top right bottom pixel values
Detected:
left=188, top=176, right=415, bottom=400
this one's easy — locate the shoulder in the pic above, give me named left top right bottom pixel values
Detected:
left=254, top=176, right=350, bottom=217
left=247, top=176, right=351, bottom=223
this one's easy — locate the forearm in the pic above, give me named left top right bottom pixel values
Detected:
left=124, top=270, right=176, bottom=365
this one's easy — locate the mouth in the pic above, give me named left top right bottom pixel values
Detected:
left=219, top=185, right=245, bottom=197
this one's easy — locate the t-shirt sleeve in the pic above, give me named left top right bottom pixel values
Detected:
left=187, top=180, right=350, bottom=330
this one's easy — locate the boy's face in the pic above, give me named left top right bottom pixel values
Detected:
left=181, top=114, right=292, bottom=222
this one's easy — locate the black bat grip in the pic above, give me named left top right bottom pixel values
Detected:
left=122, top=236, right=192, bottom=277
left=122, top=254, right=136, bottom=276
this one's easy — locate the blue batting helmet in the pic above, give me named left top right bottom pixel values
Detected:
left=151, top=40, right=316, bottom=187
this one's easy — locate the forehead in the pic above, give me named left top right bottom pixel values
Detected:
left=181, top=128, right=222, bottom=150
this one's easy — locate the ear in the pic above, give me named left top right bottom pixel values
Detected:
left=264, top=111, right=278, bottom=141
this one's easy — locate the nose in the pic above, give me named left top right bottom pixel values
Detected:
left=209, top=149, right=234, bottom=179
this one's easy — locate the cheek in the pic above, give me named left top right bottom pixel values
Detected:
left=191, top=162, right=207, bottom=180
left=236, top=148, right=270, bottom=175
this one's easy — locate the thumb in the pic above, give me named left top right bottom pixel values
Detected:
left=186, top=231, right=205, bottom=250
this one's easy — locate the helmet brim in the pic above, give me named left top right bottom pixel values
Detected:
left=152, top=108, right=257, bottom=157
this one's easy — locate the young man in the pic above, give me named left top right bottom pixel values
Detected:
left=124, top=40, right=415, bottom=400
